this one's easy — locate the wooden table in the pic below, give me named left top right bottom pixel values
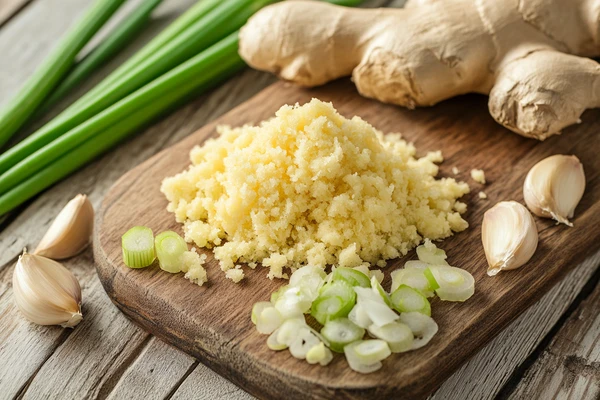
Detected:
left=0, top=1, right=598, bottom=399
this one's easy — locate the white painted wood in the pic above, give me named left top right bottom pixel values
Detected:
left=170, top=363, right=255, bottom=400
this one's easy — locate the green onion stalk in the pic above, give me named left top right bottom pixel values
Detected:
left=0, top=0, right=275, bottom=177
left=41, top=0, right=165, bottom=111
left=0, top=0, right=126, bottom=148
left=0, top=33, right=244, bottom=216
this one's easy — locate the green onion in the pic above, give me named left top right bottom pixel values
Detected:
left=344, top=340, right=391, bottom=374
left=274, top=286, right=312, bottom=319
left=289, top=265, right=326, bottom=301
left=348, top=303, right=372, bottom=329
left=320, top=318, right=365, bottom=353
left=311, top=280, right=356, bottom=325
left=0, top=33, right=244, bottom=216
left=332, top=267, right=370, bottom=287
left=0, top=0, right=274, bottom=177
left=416, top=243, right=449, bottom=265
left=367, top=322, right=414, bottom=353
left=41, top=0, right=165, bottom=111
left=426, top=266, right=475, bottom=302
left=251, top=301, right=272, bottom=325
left=399, top=312, right=439, bottom=350
left=289, top=328, right=321, bottom=359
left=390, top=268, right=436, bottom=298
left=354, top=287, right=399, bottom=327
left=0, top=0, right=126, bottom=148
left=370, top=276, right=392, bottom=307
left=390, top=285, right=431, bottom=316
left=267, top=329, right=287, bottom=351
left=122, top=226, right=155, bottom=268
left=154, top=230, right=188, bottom=273
left=255, top=304, right=283, bottom=334
left=306, top=342, right=333, bottom=366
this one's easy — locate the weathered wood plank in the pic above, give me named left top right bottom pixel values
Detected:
left=106, top=338, right=196, bottom=400
left=508, top=270, right=600, bottom=399
left=0, top=0, right=32, bottom=27
left=430, top=251, right=600, bottom=400
left=170, top=363, right=255, bottom=400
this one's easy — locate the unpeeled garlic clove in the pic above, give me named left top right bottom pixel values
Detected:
left=481, top=201, right=538, bottom=276
left=523, top=155, right=585, bottom=227
left=34, top=194, right=94, bottom=259
left=12, top=251, right=82, bottom=328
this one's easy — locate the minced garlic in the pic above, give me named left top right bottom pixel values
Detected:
left=161, top=99, right=470, bottom=281
left=471, top=168, right=486, bottom=184
left=180, top=249, right=208, bottom=286
left=478, top=191, right=488, bottom=199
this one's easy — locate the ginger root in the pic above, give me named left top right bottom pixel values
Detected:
left=239, top=0, right=600, bottom=140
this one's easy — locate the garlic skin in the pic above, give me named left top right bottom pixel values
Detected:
left=34, top=194, right=94, bottom=259
left=523, top=155, right=585, bottom=227
left=482, top=201, right=538, bottom=276
left=12, top=252, right=82, bottom=328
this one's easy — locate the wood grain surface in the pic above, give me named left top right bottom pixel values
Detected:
left=94, top=80, right=600, bottom=400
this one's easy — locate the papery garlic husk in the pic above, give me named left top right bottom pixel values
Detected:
left=523, top=155, right=585, bottom=227
left=34, top=194, right=94, bottom=259
left=482, top=201, right=538, bottom=276
left=12, top=251, right=82, bottom=328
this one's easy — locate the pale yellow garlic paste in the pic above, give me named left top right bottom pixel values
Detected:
left=161, top=99, right=469, bottom=283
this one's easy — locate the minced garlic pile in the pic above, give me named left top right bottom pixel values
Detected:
left=161, top=99, right=470, bottom=282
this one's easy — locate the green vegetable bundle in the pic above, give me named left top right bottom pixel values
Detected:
left=0, top=0, right=363, bottom=216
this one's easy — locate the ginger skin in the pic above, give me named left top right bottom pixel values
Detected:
left=239, top=0, right=600, bottom=140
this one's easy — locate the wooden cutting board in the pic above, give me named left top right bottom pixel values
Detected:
left=94, top=80, right=600, bottom=400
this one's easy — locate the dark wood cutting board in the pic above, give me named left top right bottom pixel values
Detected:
left=94, top=80, right=600, bottom=400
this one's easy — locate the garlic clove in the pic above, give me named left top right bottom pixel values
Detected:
left=34, top=194, right=94, bottom=259
left=12, top=251, right=82, bottom=328
left=523, top=155, right=585, bottom=227
left=481, top=201, right=538, bottom=276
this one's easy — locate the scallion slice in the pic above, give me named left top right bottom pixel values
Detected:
left=371, top=276, right=392, bottom=307
left=154, top=230, right=188, bottom=273
left=367, top=322, right=414, bottom=353
left=121, top=226, right=155, bottom=268
left=289, top=328, right=321, bottom=360
left=390, top=268, right=435, bottom=298
left=310, top=280, right=356, bottom=325
left=354, top=287, right=399, bottom=327
left=306, top=342, right=333, bottom=366
left=255, top=304, right=283, bottom=335
left=320, top=318, right=365, bottom=353
left=348, top=303, right=372, bottom=329
left=289, top=265, right=326, bottom=301
left=267, top=329, right=287, bottom=351
left=344, top=340, right=391, bottom=374
left=390, top=285, right=431, bottom=316
left=274, top=286, right=312, bottom=319
left=399, top=312, right=439, bottom=350
left=332, top=267, right=370, bottom=287
left=416, top=243, right=449, bottom=265
left=426, top=266, right=475, bottom=302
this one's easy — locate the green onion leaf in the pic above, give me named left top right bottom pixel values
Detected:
left=122, top=226, right=155, bottom=268
left=0, top=0, right=126, bottom=148
left=155, top=230, right=188, bottom=273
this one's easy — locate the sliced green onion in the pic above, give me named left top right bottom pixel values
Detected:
left=404, top=260, right=428, bottom=270
left=306, top=342, right=333, bottom=366
left=289, top=328, right=321, bottom=359
left=344, top=340, right=391, bottom=374
left=320, top=318, right=365, bottom=353
left=0, top=0, right=125, bottom=148
left=289, top=265, right=326, bottom=301
left=426, top=266, right=475, bottom=302
left=348, top=303, right=372, bottom=329
left=423, top=268, right=441, bottom=291
left=270, top=285, right=288, bottom=304
left=332, top=267, right=370, bottom=287
left=416, top=242, right=449, bottom=265
left=310, top=280, right=356, bottom=325
left=40, top=0, right=165, bottom=111
left=267, top=329, right=287, bottom=351
left=274, top=286, right=312, bottom=319
left=354, top=287, right=399, bottom=327
left=251, top=301, right=272, bottom=325
left=399, top=312, right=438, bottom=350
left=154, top=230, right=188, bottom=273
left=390, top=268, right=435, bottom=298
left=390, top=285, right=431, bottom=316
left=277, top=319, right=307, bottom=346
left=255, top=304, right=283, bottom=335
left=121, top=226, right=155, bottom=268
left=367, top=322, right=414, bottom=353
left=370, top=276, right=392, bottom=307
